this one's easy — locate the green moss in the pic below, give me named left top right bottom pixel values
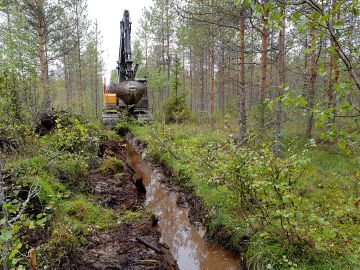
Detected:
left=100, top=129, right=122, bottom=141
left=119, top=210, right=146, bottom=223
left=58, top=196, right=115, bottom=229
left=96, top=157, right=124, bottom=175
left=49, top=155, right=88, bottom=186
left=114, top=172, right=124, bottom=185
left=19, top=173, right=65, bottom=205
left=37, top=176, right=56, bottom=205
left=114, top=122, right=130, bottom=136
left=46, top=223, right=78, bottom=263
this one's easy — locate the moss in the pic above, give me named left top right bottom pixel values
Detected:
left=49, top=155, right=88, bottom=186
left=114, top=123, right=130, bottom=136
left=19, top=173, right=65, bottom=205
left=96, top=157, right=124, bottom=175
left=100, top=129, right=122, bottom=141
left=114, top=172, right=124, bottom=185
left=37, top=177, right=56, bottom=205
left=43, top=195, right=116, bottom=266
left=58, top=196, right=115, bottom=230
left=46, top=223, right=78, bottom=263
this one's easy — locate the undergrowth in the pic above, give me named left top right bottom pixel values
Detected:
left=0, top=114, right=139, bottom=269
left=132, top=122, right=360, bottom=270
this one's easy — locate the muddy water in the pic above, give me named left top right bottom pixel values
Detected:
left=126, top=142, right=241, bottom=270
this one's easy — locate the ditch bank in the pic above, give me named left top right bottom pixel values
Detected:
left=125, top=133, right=241, bottom=270
left=65, top=139, right=178, bottom=270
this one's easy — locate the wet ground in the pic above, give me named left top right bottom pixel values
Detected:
left=126, top=135, right=241, bottom=270
left=4, top=133, right=242, bottom=269
left=66, top=139, right=178, bottom=270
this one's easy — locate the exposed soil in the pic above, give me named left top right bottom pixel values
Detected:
left=65, top=139, right=179, bottom=270
left=87, top=166, right=145, bottom=210
left=66, top=221, right=177, bottom=270
left=35, top=113, right=57, bottom=136
left=125, top=134, right=206, bottom=226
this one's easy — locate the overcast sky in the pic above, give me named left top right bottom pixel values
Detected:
left=87, top=0, right=152, bottom=81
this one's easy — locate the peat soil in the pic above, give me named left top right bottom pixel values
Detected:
left=65, top=139, right=179, bottom=270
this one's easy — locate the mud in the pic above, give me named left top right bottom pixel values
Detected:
left=66, top=139, right=179, bottom=270
left=125, top=137, right=207, bottom=226
left=66, top=221, right=178, bottom=270
left=125, top=134, right=241, bottom=270
left=87, top=166, right=144, bottom=210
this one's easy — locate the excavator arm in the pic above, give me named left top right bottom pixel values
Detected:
left=117, top=10, right=138, bottom=82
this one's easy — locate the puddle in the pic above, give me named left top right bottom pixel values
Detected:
left=126, top=141, right=241, bottom=270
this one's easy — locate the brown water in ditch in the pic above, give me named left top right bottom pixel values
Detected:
left=126, top=142, right=241, bottom=270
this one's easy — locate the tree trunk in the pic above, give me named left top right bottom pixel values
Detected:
left=35, top=0, right=50, bottom=112
left=305, top=27, right=317, bottom=139
left=76, top=4, right=84, bottom=114
left=209, top=45, right=215, bottom=125
left=303, top=34, right=309, bottom=98
left=238, top=6, right=247, bottom=144
left=165, top=0, right=171, bottom=83
left=94, top=20, right=99, bottom=119
left=274, top=9, right=286, bottom=157
left=249, top=32, right=255, bottom=108
left=200, top=49, right=205, bottom=112
left=189, top=47, right=193, bottom=112
left=269, top=32, right=274, bottom=99
left=327, top=1, right=339, bottom=129
left=219, top=46, right=225, bottom=116
left=259, top=3, right=269, bottom=129
left=64, top=55, right=70, bottom=107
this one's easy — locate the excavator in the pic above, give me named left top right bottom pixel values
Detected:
left=102, top=10, right=151, bottom=125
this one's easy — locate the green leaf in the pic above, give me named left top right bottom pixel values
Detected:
left=292, top=11, right=301, bottom=22
left=29, top=221, right=36, bottom=229
left=338, top=140, right=346, bottom=151
left=255, top=4, right=263, bottom=14
left=333, top=19, right=344, bottom=30
left=0, top=229, right=13, bottom=243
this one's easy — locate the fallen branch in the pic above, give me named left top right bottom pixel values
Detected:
left=136, top=237, right=164, bottom=254
left=8, top=182, right=40, bottom=224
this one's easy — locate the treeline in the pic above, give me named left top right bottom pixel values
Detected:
left=0, top=0, right=103, bottom=124
left=135, top=0, right=360, bottom=150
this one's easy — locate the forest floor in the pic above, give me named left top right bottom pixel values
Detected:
left=2, top=116, right=359, bottom=269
